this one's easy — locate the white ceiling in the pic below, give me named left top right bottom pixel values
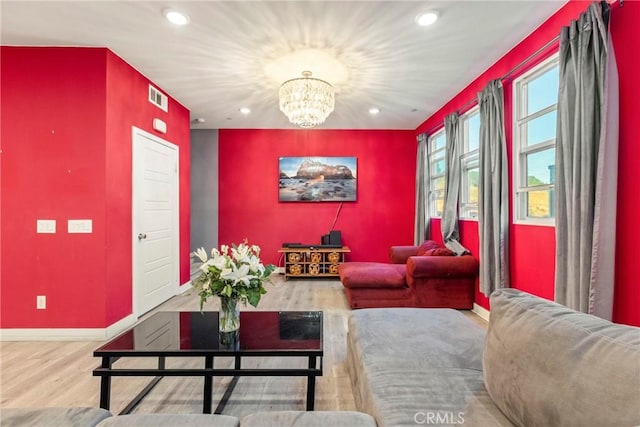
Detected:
left=1, top=1, right=565, bottom=130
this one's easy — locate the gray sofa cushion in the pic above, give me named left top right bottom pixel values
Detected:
left=95, top=413, right=239, bottom=426
left=484, top=288, right=640, bottom=427
left=347, top=308, right=513, bottom=426
left=241, top=411, right=376, bottom=426
left=0, top=407, right=112, bottom=427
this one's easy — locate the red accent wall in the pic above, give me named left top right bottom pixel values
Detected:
left=218, top=129, right=416, bottom=266
left=418, top=1, right=640, bottom=326
left=1, top=47, right=108, bottom=328
left=609, top=0, right=640, bottom=326
left=0, top=47, right=191, bottom=328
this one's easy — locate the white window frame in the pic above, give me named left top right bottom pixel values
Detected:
left=428, top=129, right=446, bottom=218
left=459, top=107, right=480, bottom=220
left=513, top=53, right=559, bottom=226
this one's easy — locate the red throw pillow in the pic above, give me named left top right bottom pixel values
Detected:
left=424, top=247, right=455, bottom=256
left=416, top=240, right=441, bottom=255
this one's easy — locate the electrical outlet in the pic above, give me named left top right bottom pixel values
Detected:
left=36, top=295, right=46, bottom=309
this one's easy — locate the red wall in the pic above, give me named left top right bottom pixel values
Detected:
left=218, top=129, right=416, bottom=267
left=418, top=1, right=640, bottom=326
left=0, top=47, right=191, bottom=328
left=609, top=0, right=640, bottom=326
left=1, top=48, right=108, bottom=328
left=104, top=52, right=191, bottom=325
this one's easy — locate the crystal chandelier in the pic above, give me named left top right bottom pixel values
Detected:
left=279, top=71, right=335, bottom=128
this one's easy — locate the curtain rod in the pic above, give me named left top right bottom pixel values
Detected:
left=501, top=35, right=560, bottom=81
left=420, top=0, right=621, bottom=137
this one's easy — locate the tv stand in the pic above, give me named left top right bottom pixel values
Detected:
left=279, top=246, right=350, bottom=280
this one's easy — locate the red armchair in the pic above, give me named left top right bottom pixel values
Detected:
left=338, top=241, right=478, bottom=309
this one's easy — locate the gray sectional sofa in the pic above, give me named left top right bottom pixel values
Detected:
left=0, top=409, right=376, bottom=427
left=5, top=289, right=638, bottom=427
left=347, top=307, right=512, bottom=426
left=347, top=288, right=640, bottom=426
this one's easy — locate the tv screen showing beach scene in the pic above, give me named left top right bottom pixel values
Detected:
left=279, top=156, right=357, bottom=202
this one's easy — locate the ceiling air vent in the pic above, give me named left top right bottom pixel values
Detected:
left=148, top=84, right=168, bottom=112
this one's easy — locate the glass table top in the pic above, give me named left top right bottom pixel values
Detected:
left=95, top=311, right=323, bottom=354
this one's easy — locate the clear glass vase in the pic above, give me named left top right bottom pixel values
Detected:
left=219, top=296, right=240, bottom=332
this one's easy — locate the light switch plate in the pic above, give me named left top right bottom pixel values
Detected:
left=68, top=219, right=92, bottom=233
left=37, top=219, right=56, bottom=233
left=36, top=295, right=46, bottom=309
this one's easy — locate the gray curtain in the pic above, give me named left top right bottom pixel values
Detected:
left=442, top=113, right=469, bottom=255
left=555, top=2, right=617, bottom=319
left=414, top=132, right=430, bottom=244
left=478, top=80, right=509, bottom=296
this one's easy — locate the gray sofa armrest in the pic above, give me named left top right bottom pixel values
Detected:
left=484, top=289, right=640, bottom=427
left=0, top=407, right=112, bottom=427
left=96, top=413, right=239, bottom=426
left=242, top=411, right=376, bottom=427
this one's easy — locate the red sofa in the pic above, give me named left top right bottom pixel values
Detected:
left=338, top=241, right=479, bottom=309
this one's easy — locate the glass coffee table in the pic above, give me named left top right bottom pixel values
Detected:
left=93, top=311, right=323, bottom=414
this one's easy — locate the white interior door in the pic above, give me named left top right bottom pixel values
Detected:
left=132, top=126, right=179, bottom=316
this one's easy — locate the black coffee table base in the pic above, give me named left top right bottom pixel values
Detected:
left=92, top=311, right=324, bottom=414
left=94, top=354, right=321, bottom=414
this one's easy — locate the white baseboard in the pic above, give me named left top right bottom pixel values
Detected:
left=0, top=313, right=138, bottom=342
left=0, top=279, right=198, bottom=342
left=472, top=303, right=490, bottom=322
left=179, top=280, right=192, bottom=294
left=275, top=267, right=285, bottom=274
left=104, top=314, right=138, bottom=339
left=1, top=280, right=196, bottom=342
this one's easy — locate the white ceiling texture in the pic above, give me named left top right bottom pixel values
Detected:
left=1, top=1, right=565, bottom=130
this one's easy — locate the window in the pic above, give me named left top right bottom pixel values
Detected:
left=428, top=130, right=446, bottom=217
left=513, top=54, right=559, bottom=225
left=460, top=108, right=480, bottom=219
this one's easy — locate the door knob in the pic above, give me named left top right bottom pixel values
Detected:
left=138, top=233, right=147, bottom=240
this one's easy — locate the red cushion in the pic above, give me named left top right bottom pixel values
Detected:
left=424, top=247, right=455, bottom=256
left=416, top=240, right=441, bottom=255
left=338, top=262, right=406, bottom=289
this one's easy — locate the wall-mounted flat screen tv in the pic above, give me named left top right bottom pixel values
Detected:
left=279, top=156, right=357, bottom=202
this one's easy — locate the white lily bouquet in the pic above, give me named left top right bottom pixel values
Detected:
left=192, top=241, right=275, bottom=310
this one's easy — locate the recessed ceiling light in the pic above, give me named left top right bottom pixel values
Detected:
left=369, top=107, right=381, bottom=115
left=239, top=107, right=251, bottom=115
left=415, top=11, right=439, bottom=27
left=193, top=118, right=206, bottom=123
left=164, top=9, right=190, bottom=26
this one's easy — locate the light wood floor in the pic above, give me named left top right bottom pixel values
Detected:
left=0, top=276, right=486, bottom=418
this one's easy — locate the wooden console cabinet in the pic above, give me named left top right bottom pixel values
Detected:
left=279, top=246, right=350, bottom=280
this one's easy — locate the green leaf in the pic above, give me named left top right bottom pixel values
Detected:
left=223, top=285, right=232, bottom=297
left=246, top=288, right=261, bottom=307
left=263, top=264, right=276, bottom=278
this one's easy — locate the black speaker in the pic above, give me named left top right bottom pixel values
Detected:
left=328, top=230, right=342, bottom=246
